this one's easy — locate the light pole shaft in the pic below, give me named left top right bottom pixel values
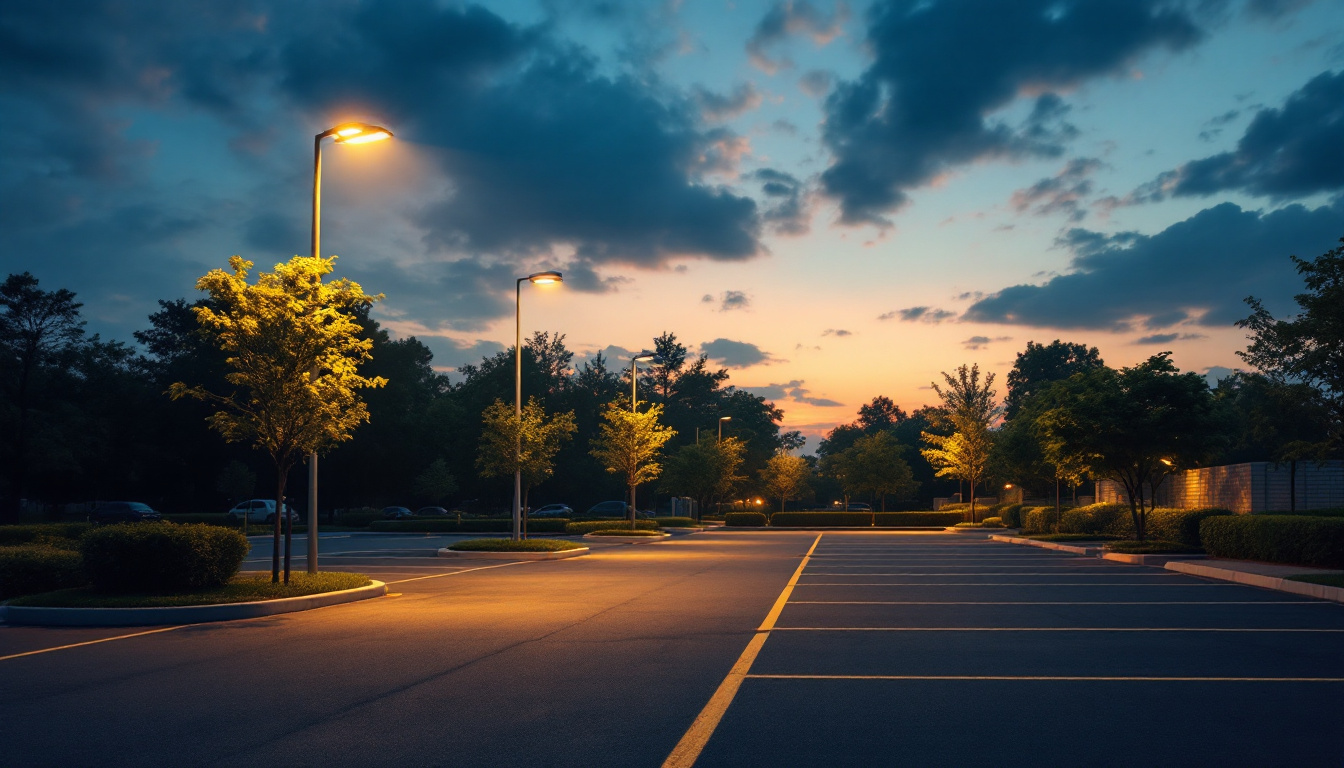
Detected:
left=514, top=279, right=523, bottom=542
left=307, top=134, right=323, bottom=574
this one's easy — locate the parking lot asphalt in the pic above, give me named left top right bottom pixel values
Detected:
left=691, top=535, right=1344, bottom=768
left=2, top=531, right=1343, bottom=767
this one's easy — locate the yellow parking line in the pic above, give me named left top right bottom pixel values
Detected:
left=793, top=582, right=1235, bottom=586
left=385, top=560, right=532, bottom=584
left=0, top=625, right=192, bottom=663
left=770, top=627, right=1344, bottom=632
left=787, top=601, right=1330, bottom=605
left=662, top=534, right=823, bottom=768
left=746, top=674, right=1344, bottom=682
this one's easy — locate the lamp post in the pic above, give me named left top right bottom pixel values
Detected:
left=718, top=415, right=732, bottom=443
left=627, top=351, right=661, bottom=517
left=307, top=121, right=392, bottom=576
left=514, top=271, right=563, bottom=541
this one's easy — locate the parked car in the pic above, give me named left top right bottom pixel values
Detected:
left=845, top=502, right=872, bottom=512
left=90, top=501, right=162, bottom=525
left=226, top=499, right=298, bottom=524
left=415, top=506, right=449, bottom=516
left=530, top=504, right=573, bottom=518
left=583, top=501, right=652, bottom=518
left=381, top=506, right=415, bottom=520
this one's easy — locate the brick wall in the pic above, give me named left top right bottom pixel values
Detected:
left=1095, top=461, right=1343, bottom=513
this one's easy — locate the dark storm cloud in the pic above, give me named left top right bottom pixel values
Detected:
left=748, top=168, right=810, bottom=235
left=963, top=198, right=1344, bottom=331
left=1010, top=158, right=1105, bottom=221
left=747, top=1, right=849, bottom=73
left=819, top=0, right=1202, bottom=225
left=742, top=380, right=844, bottom=407
left=1135, top=332, right=1205, bottom=344
left=350, top=258, right=517, bottom=333
left=701, top=338, right=775, bottom=367
left=1129, top=70, right=1344, bottom=202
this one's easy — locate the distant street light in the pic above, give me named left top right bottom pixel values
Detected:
left=514, top=271, right=563, bottom=541
left=307, top=121, right=393, bottom=575
left=718, top=415, right=732, bottom=443
left=630, top=351, right=662, bottom=412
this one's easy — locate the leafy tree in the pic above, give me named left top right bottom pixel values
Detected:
left=858, top=396, right=908, bottom=431
left=171, top=255, right=384, bottom=582
left=921, top=364, right=1000, bottom=521
left=661, top=436, right=746, bottom=517
left=413, top=458, right=459, bottom=507
left=590, top=401, right=676, bottom=527
left=477, top=397, right=577, bottom=538
left=0, top=273, right=86, bottom=520
left=1239, top=236, right=1344, bottom=454
left=847, top=432, right=918, bottom=512
left=1004, top=340, right=1104, bottom=419
left=759, top=452, right=812, bottom=512
left=1038, top=354, right=1221, bottom=540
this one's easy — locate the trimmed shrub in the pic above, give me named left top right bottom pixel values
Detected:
left=1106, top=539, right=1201, bottom=555
left=0, top=546, right=87, bottom=599
left=1256, top=507, right=1344, bottom=517
left=587, top=529, right=666, bottom=537
left=999, top=504, right=1024, bottom=528
left=1055, top=504, right=1230, bottom=546
left=725, top=512, right=768, bottom=527
left=335, top=509, right=381, bottom=527
left=1020, top=506, right=1056, bottom=534
left=0, top=523, right=91, bottom=550
left=447, top=538, right=584, bottom=552
left=981, top=517, right=1005, bottom=527
left=873, top=512, right=965, bottom=527
left=653, top=517, right=699, bottom=528
left=565, top=519, right=658, bottom=534
left=770, top=512, right=873, bottom=527
left=1200, top=515, right=1344, bottom=569
left=367, top=519, right=568, bottom=533
left=80, top=523, right=249, bottom=592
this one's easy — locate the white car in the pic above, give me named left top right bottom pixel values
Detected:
left=226, top=499, right=298, bottom=524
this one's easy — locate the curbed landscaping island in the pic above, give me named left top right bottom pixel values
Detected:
left=438, top=538, right=590, bottom=560
left=9, top=571, right=371, bottom=608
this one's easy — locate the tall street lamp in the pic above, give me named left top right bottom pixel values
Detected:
left=628, top=351, right=662, bottom=517
left=718, top=415, right=732, bottom=443
left=514, top=271, right=563, bottom=541
left=307, top=121, right=393, bottom=575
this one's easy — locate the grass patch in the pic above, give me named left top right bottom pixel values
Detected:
left=8, top=571, right=370, bottom=608
left=1106, top=540, right=1203, bottom=555
left=587, top=529, right=666, bottom=537
left=953, top=521, right=1005, bottom=528
left=652, top=517, right=698, bottom=528
left=446, top=538, right=584, bottom=552
left=1286, top=573, right=1344, bottom=588
left=1024, top=533, right=1122, bottom=542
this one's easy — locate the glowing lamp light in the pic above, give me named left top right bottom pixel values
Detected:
left=1160, top=458, right=1174, bottom=467
left=331, top=122, right=394, bottom=144
left=528, top=271, right=563, bottom=285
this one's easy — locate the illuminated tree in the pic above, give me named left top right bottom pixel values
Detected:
left=921, top=364, right=1000, bottom=521
left=848, top=432, right=918, bottom=513
left=171, top=255, right=384, bottom=582
left=478, top=397, right=577, bottom=537
left=758, top=451, right=812, bottom=513
left=661, top=436, right=746, bottom=518
left=590, top=401, right=676, bottom=527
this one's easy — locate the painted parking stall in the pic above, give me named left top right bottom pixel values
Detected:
left=683, top=533, right=1344, bottom=767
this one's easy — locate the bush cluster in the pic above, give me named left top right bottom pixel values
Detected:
left=770, top=512, right=873, bottom=527
left=874, top=512, right=965, bottom=527
left=564, top=519, right=658, bottom=534
left=1106, top=539, right=1201, bottom=555
left=447, top=538, right=584, bottom=552
left=0, top=523, right=90, bottom=550
left=998, top=504, right=1024, bottom=528
left=1200, top=515, right=1344, bottom=569
left=724, top=512, right=768, bottom=527
left=1256, top=507, right=1344, bottom=517
left=652, top=517, right=698, bottom=528
left=1051, top=503, right=1231, bottom=546
left=1020, top=506, right=1058, bottom=534
left=80, top=523, right=250, bottom=592
left=0, top=546, right=87, bottom=599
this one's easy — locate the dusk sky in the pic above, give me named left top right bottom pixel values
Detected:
left=3, top=0, right=1342, bottom=449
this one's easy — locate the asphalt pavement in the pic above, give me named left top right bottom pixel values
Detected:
left=2, top=531, right=1342, bottom=767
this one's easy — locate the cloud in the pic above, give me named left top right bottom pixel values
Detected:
left=1010, top=158, right=1105, bottom=221
left=747, top=1, right=849, bottom=74
left=799, top=70, right=834, bottom=97
left=703, top=290, right=752, bottom=311
left=819, top=0, right=1202, bottom=225
left=693, top=83, right=763, bottom=121
left=421, top=337, right=507, bottom=372
left=701, top=338, right=775, bottom=367
left=742, top=379, right=844, bottom=407
left=1128, top=70, right=1344, bottom=203
left=963, top=335, right=1011, bottom=350
left=1203, top=365, right=1236, bottom=388
left=881, top=306, right=956, bottom=323
left=747, top=168, right=810, bottom=235
left=963, top=198, right=1344, bottom=331
left=1134, top=332, right=1206, bottom=344
left=822, top=328, right=852, bottom=337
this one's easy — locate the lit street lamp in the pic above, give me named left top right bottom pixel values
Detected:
left=630, top=351, right=662, bottom=412
left=718, top=415, right=732, bottom=443
left=306, top=121, right=393, bottom=575
left=514, top=271, right=563, bottom=541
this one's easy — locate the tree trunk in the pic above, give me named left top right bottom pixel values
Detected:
left=273, top=471, right=285, bottom=583
left=1055, top=476, right=1061, bottom=532
left=629, top=478, right=637, bottom=530
left=1290, top=460, right=1297, bottom=513
left=969, top=482, right=977, bottom=524
left=523, top=486, right=530, bottom=539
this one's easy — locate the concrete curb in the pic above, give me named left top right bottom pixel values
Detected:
left=583, top=532, right=671, bottom=541
left=660, top=527, right=707, bottom=532
left=436, top=547, right=589, bottom=560
left=989, top=535, right=1104, bottom=556
left=3, top=581, right=388, bottom=627
left=1165, top=561, right=1344, bottom=603
left=945, top=527, right=1010, bottom=535
left=1101, top=552, right=1207, bottom=566
left=711, top=527, right=951, bottom=532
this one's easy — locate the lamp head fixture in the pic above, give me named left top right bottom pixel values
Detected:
left=331, top=122, right=393, bottom=144
left=719, top=416, right=732, bottom=422
left=527, top=271, right=563, bottom=285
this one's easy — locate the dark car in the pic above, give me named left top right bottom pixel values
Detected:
left=531, top=504, right=573, bottom=518
left=845, top=502, right=872, bottom=512
left=90, top=501, right=163, bottom=524
left=583, top=501, right=652, bottom=518
left=415, top=506, right=449, bottom=516
left=381, top=506, right=414, bottom=520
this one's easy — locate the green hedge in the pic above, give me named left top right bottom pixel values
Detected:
left=724, top=512, right=768, bottom=527
left=334, top=510, right=381, bottom=527
left=1106, top=539, right=1202, bottom=555
left=874, top=512, right=964, bottom=527
left=999, top=504, right=1024, bottom=528
left=447, top=538, right=585, bottom=552
left=367, top=519, right=569, bottom=533
left=1020, top=506, right=1057, bottom=534
left=653, top=517, right=699, bottom=528
left=80, top=523, right=250, bottom=592
left=1256, top=507, right=1344, bottom=517
left=0, top=546, right=87, bottom=599
left=565, top=519, right=658, bottom=534
left=0, top=523, right=91, bottom=549
left=770, top=512, right=873, bottom=527
left=1055, top=503, right=1231, bottom=546
left=1200, top=515, right=1344, bottom=569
